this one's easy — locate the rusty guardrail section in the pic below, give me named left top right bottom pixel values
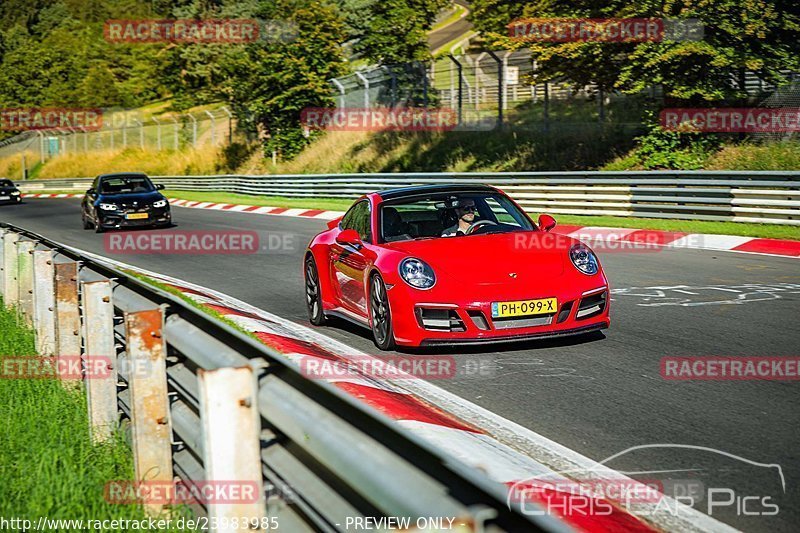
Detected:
left=0, top=223, right=563, bottom=533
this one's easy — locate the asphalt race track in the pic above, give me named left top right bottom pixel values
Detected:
left=428, top=0, right=472, bottom=52
left=3, top=198, right=799, bottom=532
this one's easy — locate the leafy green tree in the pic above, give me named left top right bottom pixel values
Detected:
left=353, top=0, right=448, bottom=63
left=474, top=0, right=800, bottom=101
left=223, top=0, right=348, bottom=159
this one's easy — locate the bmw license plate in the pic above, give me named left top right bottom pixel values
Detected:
left=492, top=298, right=557, bottom=318
left=125, top=213, right=149, bottom=220
left=0, top=196, right=9, bottom=200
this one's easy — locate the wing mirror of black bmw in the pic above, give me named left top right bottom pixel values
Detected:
left=86, top=188, right=95, bottom=195
left=155, top=183, right=165, bottom=190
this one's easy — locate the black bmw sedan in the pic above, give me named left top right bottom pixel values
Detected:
left=0, top=178, right=22, bottom=204
left=81, top=172, right=172, bottom=233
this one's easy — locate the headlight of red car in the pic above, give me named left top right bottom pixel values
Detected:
left=399, top=258, right=436, bottom=289
left=570, top=243, right=599, bottom=275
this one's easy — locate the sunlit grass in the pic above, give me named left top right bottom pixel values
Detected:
left=0, top=299, right=191, bottom=529
left=34, top=147, right=223, bottom=179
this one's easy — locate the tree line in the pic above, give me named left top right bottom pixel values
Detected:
left=0, top=0, right=447, bottom=156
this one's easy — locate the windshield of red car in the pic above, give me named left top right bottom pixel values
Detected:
left=379, top=193, right=534, bottom=243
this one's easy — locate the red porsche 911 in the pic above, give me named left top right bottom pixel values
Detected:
left=304, top=184, right=610, bottom=350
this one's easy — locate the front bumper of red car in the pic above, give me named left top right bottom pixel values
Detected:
left=386, top=282, right=610, bottom=347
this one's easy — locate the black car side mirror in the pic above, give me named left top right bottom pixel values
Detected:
left=86, top=188, right=95, bottom=195
left=155, top=184, right=165, bottom=190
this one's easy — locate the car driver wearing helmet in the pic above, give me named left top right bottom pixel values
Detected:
left=441, top=198, right=477, bottom=237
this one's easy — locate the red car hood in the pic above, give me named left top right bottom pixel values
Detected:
left=384, top=232, right=570, bottom=285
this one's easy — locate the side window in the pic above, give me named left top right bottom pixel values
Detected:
left=341, top=201, right=371, bottom=242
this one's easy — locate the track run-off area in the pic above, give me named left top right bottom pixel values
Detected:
left=2, top=197, right=798, bottom=532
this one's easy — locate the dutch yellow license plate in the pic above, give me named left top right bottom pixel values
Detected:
left=125, top=213, right=149, bottom=220
left=491, top=298, right=557, bottom=318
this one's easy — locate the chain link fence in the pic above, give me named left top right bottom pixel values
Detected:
left=331, top=49, right=799, bottom=133
left=0, top=107, right=235, bottom=166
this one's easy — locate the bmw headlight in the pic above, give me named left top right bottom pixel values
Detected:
left=399, top=258, right=436, bottom=289
left=99, top=203, right=118, bottom=211
left=152, top=199, right=167, bottom=208
left=10, top=191, right=20, bottom=195
left=570, top=243, right=599, bottom=275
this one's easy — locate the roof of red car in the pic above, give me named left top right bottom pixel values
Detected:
left=377, top=184, right=496, bottom=200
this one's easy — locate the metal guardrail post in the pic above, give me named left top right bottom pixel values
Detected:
left=198, top=364, right=266, bottom=525
left=2, top=231, right=20, bottom=306
left=0, top=230, right=8, bottom=300
left=54, top=261, right=81, bottom=388
left=330, top=74, right=346, bottom=109
left=171, top=116, right=179, bottom=150
left=205, top=110, right=216, bottom=146
left=486, top=50, right=503, bottom=128
left=125, top=308, right=173, bottom=516
left=0, top=230, right=4, bottom=300
left=32, top=249, right=56, bottom=355
left=447, top=55, right=463, bottom=126
left=82, top=280, right=119, bottom=442
left=355, top=71, right=370, bottom=109
left=16, top=239, right=35, bottom=324
left=188, top=113, right=198, bottom=148
left=221, top=106, right=234, bottom=142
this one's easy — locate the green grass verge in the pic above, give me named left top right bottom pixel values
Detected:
left=120, top=270, right=264, bottom=343
left=0, top=300, right=190, bottom=529
left=163, top=190, right=799, bottom=241
left=164, top=190, right=351, bottom=212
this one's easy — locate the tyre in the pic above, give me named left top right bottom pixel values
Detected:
left=94, top=214, right=105, bottom=233
left=81, top=213, right=92, bottom=229
left=369, top=273, right=396, bottom=351
left=304, top=256, right=326, bottom=326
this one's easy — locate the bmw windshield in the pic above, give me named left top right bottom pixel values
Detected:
left=380, top=192, right=534, bottom=243
left=99, top=176, right=155, bottom=194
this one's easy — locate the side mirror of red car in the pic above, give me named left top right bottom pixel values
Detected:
left=336, top=228, right=362, bottom=246
left=327, top=216, right=343, bottom=230
left=538, top=214, right=557, bottom=232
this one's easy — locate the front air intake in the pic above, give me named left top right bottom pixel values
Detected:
left=576, top=291, right=607, bottom=320
left=416, top=308, right=466, bottom=332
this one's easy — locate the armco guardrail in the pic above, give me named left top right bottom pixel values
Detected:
left=15, top=170, right=800, bottom=225
left=0, top=223, right=563, bottom=532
